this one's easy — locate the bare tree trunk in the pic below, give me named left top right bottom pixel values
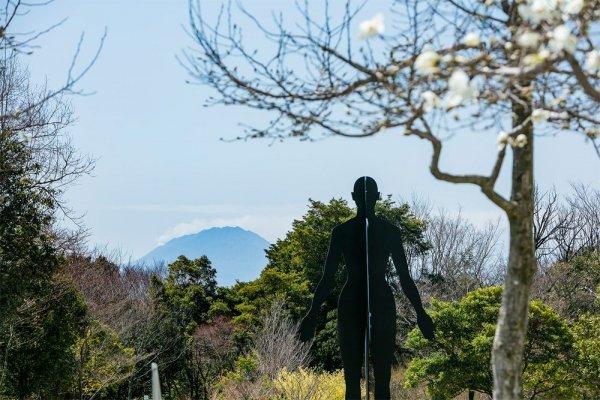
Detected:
left=492, top=91, right=536, bottom=400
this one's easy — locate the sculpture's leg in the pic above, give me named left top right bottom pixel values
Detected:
left=339, top=302, right=365, bottom=400
left=371, top=298, right=396, bottom=400
left=371, top=324, right=394, bottom=399
left=371, top=342, right=392, bottom=399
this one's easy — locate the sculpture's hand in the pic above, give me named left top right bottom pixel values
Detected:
left=417, top=312, right=435, bottom=340
left=299, top=312, right=316, bottom=342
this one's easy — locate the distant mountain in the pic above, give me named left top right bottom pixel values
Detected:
left=138, top=226, right=270, bottom=286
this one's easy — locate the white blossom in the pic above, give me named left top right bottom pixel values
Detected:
left=421, top=91, right=441, bottom=111
left=517, top=31, right=542, bottom=49
left=518, top=0, right=559, bottom=25
left=532, top=108, right=551, bottom=122
left=444, top=69, right=478, bottom=109
left=415, top=50, right=441, bottom=75
left=441, top=54, right=453, bottom=63
left=548, top=25, right=577, bottom=54
left=463, top=32, right=481, bottom=47
left=454, top=55, right=468, bottom=64
left=514, top=134, right=528, bottom=147
left=386, top=64, right=400, bottom=75
left=523, top=47, right=550, bottom=66
left=359, top=13, right=385, bottom=38
left=561, top=0, right=584, bottom=15
left=585, top=50, right=600, bottom=73
left=497, top=131, right=511, bottom=151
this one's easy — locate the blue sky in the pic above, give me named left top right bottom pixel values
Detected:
left=20, top=0, right=599, bottom=259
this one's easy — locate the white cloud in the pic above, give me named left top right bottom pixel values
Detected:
left=99, top=203, right=305, bottom=244
left=156, top=214, right=297, bottom=245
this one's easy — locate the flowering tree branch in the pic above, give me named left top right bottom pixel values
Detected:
left=184, top=1, right=598, bottom=398
left=410, top=123, right=514, bottom=212
left=565, top=53, right=600, bottom=102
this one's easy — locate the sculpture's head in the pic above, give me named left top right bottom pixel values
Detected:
left=351, top=176, right=380, bottom=215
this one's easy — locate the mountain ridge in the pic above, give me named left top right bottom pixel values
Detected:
left=138, top=226, right=269, bottom=286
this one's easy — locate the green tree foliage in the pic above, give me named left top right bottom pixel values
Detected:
left=0, top=130, right=58, bottom=307
left=231, top=197, right=429, bottom=369
left=265, top=197, right=429, bottom=287
left=213, top=353, right=272, bottom=400
left=571, top=314, right=600, bottom=400
left=155, top=255, right=218, bottom=328
left=536, top=251, right=600, bottom=320
left=264, top=199, right=355, bottom=284
left=231, top=269, right=311, bottom=327
left=145, top=255, right=238, bottom=400
left=0, top=277, right=86, bottom=399
left=74, top=321, right=136, bottom=399
left=0, top=129, right=87, bottom=399
left=404, top=287, right=581, bottom=400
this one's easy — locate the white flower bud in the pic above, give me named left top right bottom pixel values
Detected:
left=359, top=13, right=385, bottom=38
left=415, top=50, right=441, bottom=75
left=562, top=0, right=584, bottom=15
left=532, top=108, right=551, bottom=122
left=585, top=50, right=600, bottom=73
left=548, top=25, right=577, bottom=54
left=514, top=134, right=528, bottom=147
left=517, top=31, right=541, bottom=49
left=421, top=91, right=441, bottom=111
left=463, top=32, right=481, bottom=47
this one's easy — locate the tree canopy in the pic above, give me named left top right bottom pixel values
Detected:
left=404, top=286, right=598, bottom=400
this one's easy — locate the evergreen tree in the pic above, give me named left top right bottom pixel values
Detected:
left=0, top=127, right=86, bottom=399
left=404, top=287, right=579, bottom=399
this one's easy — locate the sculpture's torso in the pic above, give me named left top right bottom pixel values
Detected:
left=335, top=216, right=396, bottom=321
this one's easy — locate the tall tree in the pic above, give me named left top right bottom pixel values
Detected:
left=148, top=255, right=220, bottom=400
left=0, top=82, right=87, bottom=398
left=0, top=3, right=103, bottom=392
left=184, top=1, right=599, bottom=397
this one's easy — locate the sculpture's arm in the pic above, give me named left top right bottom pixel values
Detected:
left=299, top=227, right=342, bottom=341
left=390, top=228, right=435, bottom=339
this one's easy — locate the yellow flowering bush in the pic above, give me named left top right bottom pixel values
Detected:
left=274, top=368, right=345, bottom=400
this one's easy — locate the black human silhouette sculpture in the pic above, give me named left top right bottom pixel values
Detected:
left=299, top=177, right=435, bottom=400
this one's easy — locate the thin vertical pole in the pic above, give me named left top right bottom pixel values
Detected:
left=364, top=177, right=372, bottom=400
left=151, top=362, right=162, bottom=400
